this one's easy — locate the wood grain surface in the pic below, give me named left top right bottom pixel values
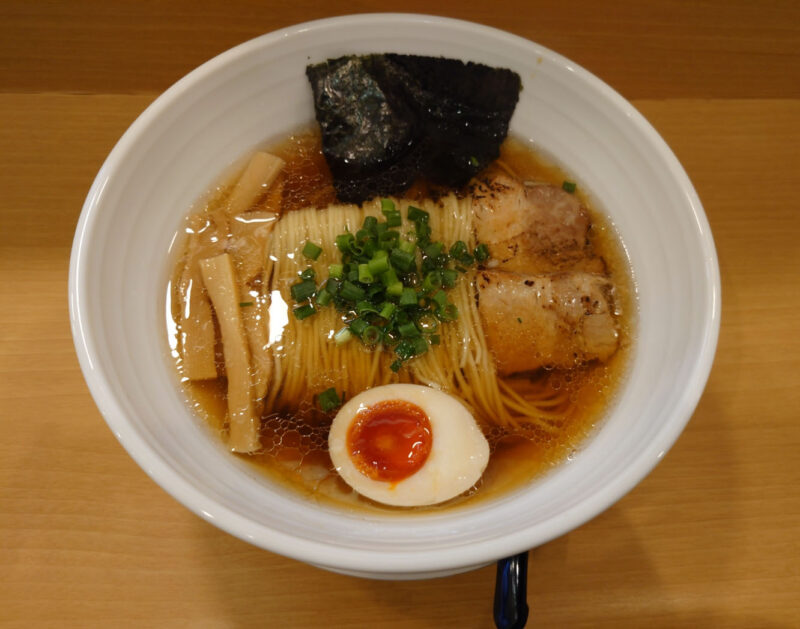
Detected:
left=1, top=2, right=799, bottom=627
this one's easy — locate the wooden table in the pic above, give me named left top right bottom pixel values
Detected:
left=1, top=2, right=798, bottom=627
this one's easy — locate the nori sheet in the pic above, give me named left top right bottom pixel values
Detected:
left=306, top=54, right=521, bottom=204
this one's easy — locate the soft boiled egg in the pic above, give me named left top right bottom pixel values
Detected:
left=328, top=383, right=490, bottom=507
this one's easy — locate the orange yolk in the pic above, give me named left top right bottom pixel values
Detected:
left=346, top=400, right=433, bottom=483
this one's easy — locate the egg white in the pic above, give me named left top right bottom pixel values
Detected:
left=328, top=384, right=490, bottom=507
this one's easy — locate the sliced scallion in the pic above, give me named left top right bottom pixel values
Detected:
left=328, top=263, right=344, bottom=279
left=290, top=280, right=316, bottom=302
left=292, top=304, right=317, bottom=320
left=317, top=387, right=341, bottom=412
left=474, top=243, right=490, bottom=263
left=302, top=241, right=323, bottom=260
left=390, top=248, right=415, bottom=272
left=407, top=205, right=429, bottom=222
left=334, top=327, right=352, bottom=345
left=362, top=326, right=382, bottom=345
left=399, top=287, right=418, bottom=307
left=340, top=280, right=365, bottom=302
left=398, top=321, right=421, bottom=338
left=358, top=263, right=374, bottom=284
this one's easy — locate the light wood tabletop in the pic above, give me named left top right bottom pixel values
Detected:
left=1, top=2, right=798, bottom=627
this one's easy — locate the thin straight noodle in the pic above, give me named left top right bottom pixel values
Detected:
left=262, top=195, right=561, bottom=431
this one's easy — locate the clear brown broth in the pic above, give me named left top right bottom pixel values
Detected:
left=168, top=130, right=635, bottom=515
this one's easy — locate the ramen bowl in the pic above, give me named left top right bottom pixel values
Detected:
left=69, top=14, right=720, bottom=579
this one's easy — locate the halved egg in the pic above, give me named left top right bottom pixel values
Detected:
left=328, top=383, right=490, bottom=507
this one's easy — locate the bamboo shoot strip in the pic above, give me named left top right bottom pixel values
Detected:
left=178, top=232, right=217, bottom=380
left=226, top=152, right=285, bottom=216
left=199, top=253, right=260, bottom=453
left=229, top=213, right=278, bottom=401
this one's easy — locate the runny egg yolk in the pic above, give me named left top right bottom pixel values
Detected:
left=346, top=400, right=432, bottom=483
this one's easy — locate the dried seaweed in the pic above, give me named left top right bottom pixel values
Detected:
left=306, top=54, right=521, bottom=204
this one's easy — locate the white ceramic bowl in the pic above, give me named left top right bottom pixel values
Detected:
left=69, top=14, right=720, bottom=579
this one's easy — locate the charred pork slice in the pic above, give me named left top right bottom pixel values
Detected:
left=471, top=174, right=604, bottom=274
left=476, top=270, right=619, bottom=375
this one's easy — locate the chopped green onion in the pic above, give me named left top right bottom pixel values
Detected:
left=358, top=263, right=374, bottom=284
left=469, top=156, right=479, bottom=167
left=474, top=243, right=490, bottom=263
left=324, top=278, right=340, bottom=294
left=380, top=267, right=399, bottom=287
left=457, top=252, right=474, bottom=266
left=238, top=301, right=254, bottom=307
left=315, top=289, right=333, bottom=307
left=367, top=251, right=390, bottom=275
left=562, top=180, right=577, bottom=194
left=362, top=326, right=382, bottom=345
left=302, top=241, right=323, bottom=260
left=411, top=337, right=428, bottom=355
left=328, top=263, right=344, bottom=279
left=441, top=303, right=459, bottom=321
left=362, top=215, right=378, bottom=234
left=398, top=321, right=421, bottom=338
left=386, top=281, right=404, bottom=298
left=348, top=241, right=365, bottom=257
left=423, top=242, right=444, bottom=259
left=441, top=268, right=459, bottom=288
left=293, top=304, right=317, bottom=320
left=449, top=240, right=468, bottom=259
left=290, top=280, right=316, bottom=302
left=296, top=208, right=480, bottom=369
left=396, top=338, right=427, bottom=360
left=398, top=239, right=417, bottom=255
left=407, top=205, right=429, bottom=222
left=379, top=230, right=399, bottom=249
left=431, top=290, right=448, bottom=309
left=414, top=221, right=431, bottom=243
left=384, top=211, right=402, bottom=228
left=335, top=233, right=354, bottom=253
left=340, top=280, right=365, bottom=302
left=317, top=387, right=341, bottom=412
left=399, top=287, right=418, bottom=307
left=422, top=271, right=441, bottom=293
left=395, top=340, right=416, bottom=360
left=390, top=248, right=416, bottom=272
left=378, top=302, right=396, bottom=320
left=356, top=300, right=380, bottom=316
left=334, top=327, right=352, bottom=345
left=349, top=317, right=369, bottom=337
left=362, top=240, right=378, bottom=259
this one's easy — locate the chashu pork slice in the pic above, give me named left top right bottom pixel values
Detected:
left=477, top=270, right=619, bottom=375
left=471, top=173, right=604, bottom=274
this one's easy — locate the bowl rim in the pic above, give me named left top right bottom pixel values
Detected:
left=69, top=12, right=721, bottom=575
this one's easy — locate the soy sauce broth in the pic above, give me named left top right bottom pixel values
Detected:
left=167, top=130, right=635, bottom=514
